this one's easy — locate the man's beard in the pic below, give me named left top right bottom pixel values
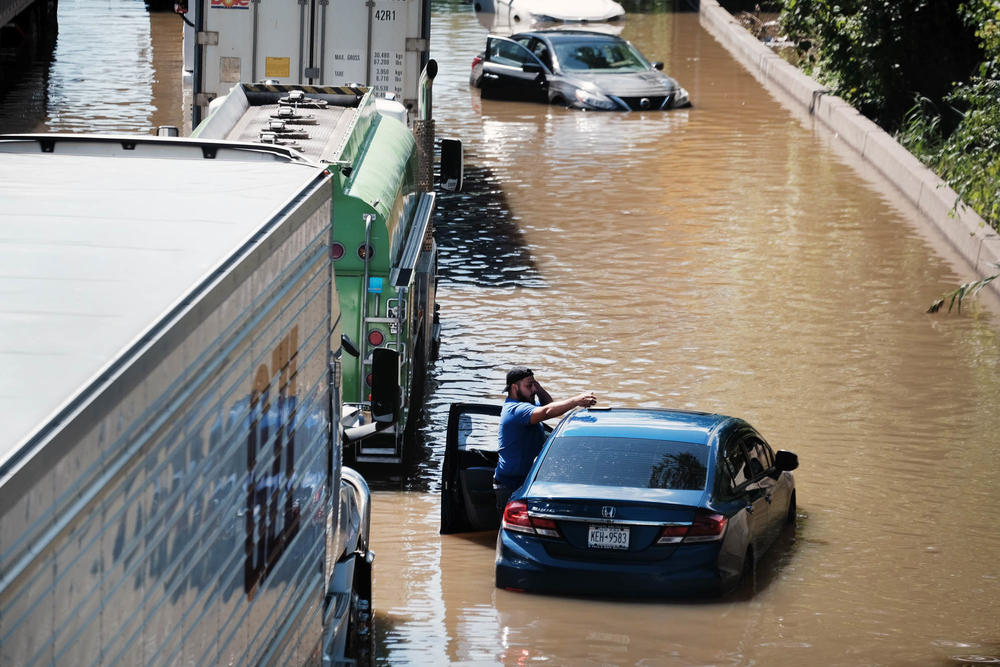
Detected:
left=515, top=385, right=535, bottom=403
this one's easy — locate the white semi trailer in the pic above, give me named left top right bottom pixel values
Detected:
left=180, top=0, right=431, bottom=126
left=0, top=134, right=376, bottom=665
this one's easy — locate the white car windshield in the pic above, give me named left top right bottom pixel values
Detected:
left=553, top=40, right=648, bottom=72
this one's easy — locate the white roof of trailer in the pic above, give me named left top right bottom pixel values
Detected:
left=0, top=139, right=325, bottom=464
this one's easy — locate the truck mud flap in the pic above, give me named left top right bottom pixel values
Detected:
left=440, top=402, right=502, bottom=534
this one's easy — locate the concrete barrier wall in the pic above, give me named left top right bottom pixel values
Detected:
left=698, top=0, right=1000, bottom=294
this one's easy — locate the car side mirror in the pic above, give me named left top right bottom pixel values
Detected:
left=522, top=62, right=544, bottom=75
left=652, top=61, right=664, bottom=71
left=773, top=450, right=799, bottom=473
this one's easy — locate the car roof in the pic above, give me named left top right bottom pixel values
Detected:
left=554, top=407, right=733, bottom=444
left=511, top=30, right=626, bottom=44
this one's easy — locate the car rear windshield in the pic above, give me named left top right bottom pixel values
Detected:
left=534, top=436, right=709, bottom=490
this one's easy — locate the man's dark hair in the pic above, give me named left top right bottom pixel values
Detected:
left=504, top=366, right=533, bottom=391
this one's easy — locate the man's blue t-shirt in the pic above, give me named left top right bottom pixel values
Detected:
left=495, top=398, right=547, bottom=488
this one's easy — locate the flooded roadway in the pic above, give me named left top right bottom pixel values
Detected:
left=2, top=1, right=999, bottom=664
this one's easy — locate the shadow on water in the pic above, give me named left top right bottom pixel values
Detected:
left=372, top=608, right=401, bottom=667
left=443, top=529, right=498, bottom=549
left=0, top=61, right=50, bottom=132
left=748, top=510, right=803, bottom=597
left=433, top=161, right=545, bottom=289
left=0, top=15, right=56, bottom=132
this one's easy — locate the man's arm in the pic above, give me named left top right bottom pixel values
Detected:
left=530, top=391, right=597, bottom=425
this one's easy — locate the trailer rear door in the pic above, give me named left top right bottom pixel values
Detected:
left=192, top=0, right=428, bottom=122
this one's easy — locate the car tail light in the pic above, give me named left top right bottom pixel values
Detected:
left=502, top=501, right=561, bottom=538
left=656, top=524, right=688, bottom=545
left=685, top=512, right=727, bottom=542
left=471, top=54, right=482, bottom=70
left=531, top=516, right=559, bottom=537
left=684, top=512, right=726, bottom=542
left=502, top=501, right=532, bottom=534
left=656, top=512, right=727, bottom=545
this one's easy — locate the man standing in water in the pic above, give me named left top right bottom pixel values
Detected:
left=494, top=366, right=598, bottom=515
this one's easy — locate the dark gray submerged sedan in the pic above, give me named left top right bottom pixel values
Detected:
left=470, top=29, right=691, bottom=111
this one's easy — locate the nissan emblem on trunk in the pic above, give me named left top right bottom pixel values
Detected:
left=602, top=506, right=616, bottom=519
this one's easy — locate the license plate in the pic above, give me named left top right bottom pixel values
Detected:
left=587, top=525, right=629, bottom=550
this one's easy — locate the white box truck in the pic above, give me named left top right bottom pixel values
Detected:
left=0, top=134, right=376, bottom=665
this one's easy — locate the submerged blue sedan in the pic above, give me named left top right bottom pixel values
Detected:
left=493, top=407, right=798, bottom=597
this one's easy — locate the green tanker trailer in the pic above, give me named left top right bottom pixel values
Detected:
left=194, top=78, right=460, bottom=463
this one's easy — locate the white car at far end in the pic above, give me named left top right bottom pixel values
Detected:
left=474, top=0, right=625, bottom=26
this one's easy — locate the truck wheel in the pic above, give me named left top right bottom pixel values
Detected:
left=348, top=593, right=374, bottom=666
left=346, top=555, right=374, bottom=666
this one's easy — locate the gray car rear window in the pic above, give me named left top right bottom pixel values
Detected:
left=534, top=436, right=709, bottom=490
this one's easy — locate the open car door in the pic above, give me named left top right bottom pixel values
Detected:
left=441, top=403, right=502, bottom=534
left=480, top=36, right=549, bottom=103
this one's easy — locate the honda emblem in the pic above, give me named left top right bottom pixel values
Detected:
left=601, top=506, right=615, bottom=519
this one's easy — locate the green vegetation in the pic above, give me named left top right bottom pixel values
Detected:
left=779, top=1, right=1000, bottom=311
left=928, top=273, right=999, bottom=313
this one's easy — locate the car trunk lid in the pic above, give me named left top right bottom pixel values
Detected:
left=523, top=484, right=709, bottom=560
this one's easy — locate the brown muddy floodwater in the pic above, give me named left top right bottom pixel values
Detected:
left=1, top=2, right=998, bottom=665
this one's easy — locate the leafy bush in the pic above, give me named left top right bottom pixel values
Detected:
left=780, top=0, right=981, bottom=132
